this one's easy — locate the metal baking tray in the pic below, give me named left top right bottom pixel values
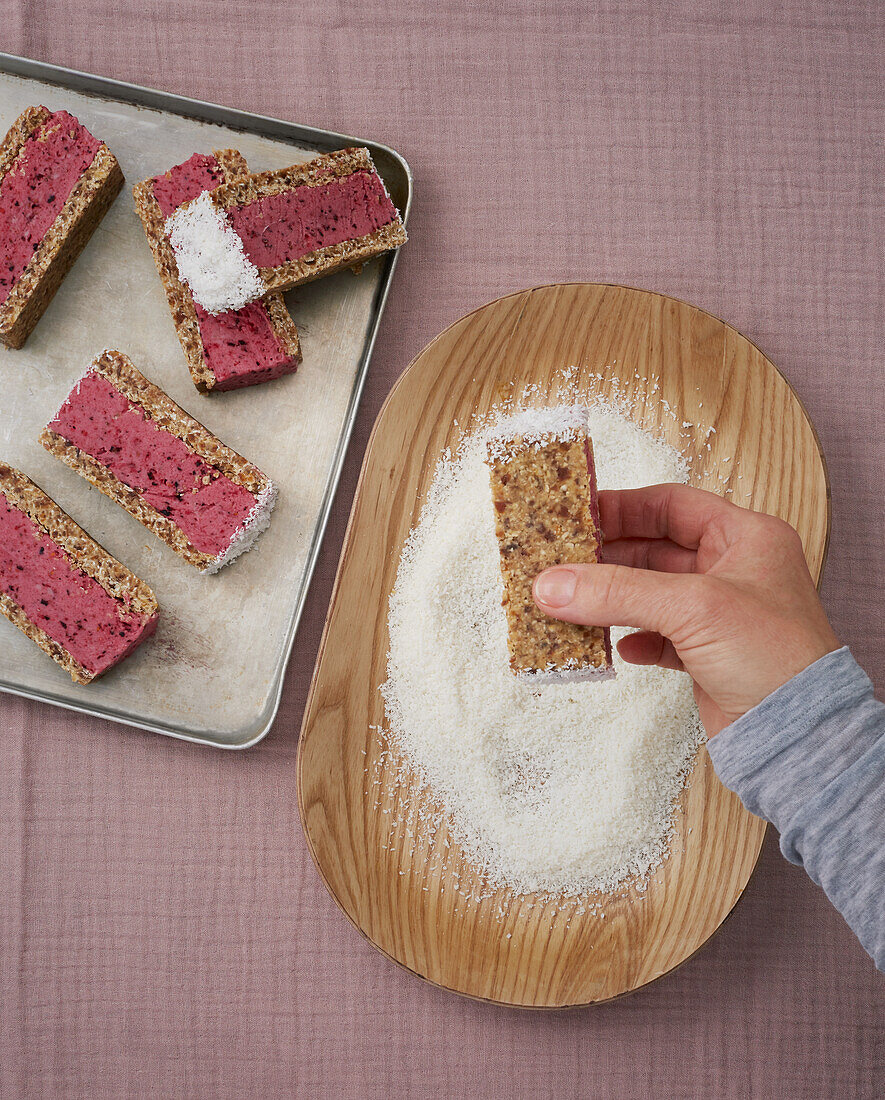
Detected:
left=0, top=53, right=411, bottom=748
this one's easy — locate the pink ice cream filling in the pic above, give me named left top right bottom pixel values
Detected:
left=193, top=300, right=295, bottom=390
left=152, top=153, right=296, bottom=389
left=0, top=492, right=157, bottom=675
left=49, top=372, right=259, bottom=558
left=0, top=109, right=101, bottom=305
left=150, top=152, right=224, bottom=220
left=226, top=169, right=397, bottom=268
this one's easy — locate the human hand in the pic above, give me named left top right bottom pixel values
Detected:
left=532, top=483, right=840, bottom=737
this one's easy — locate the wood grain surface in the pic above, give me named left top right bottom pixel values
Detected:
left=296, top=283, right=830, bottom=1007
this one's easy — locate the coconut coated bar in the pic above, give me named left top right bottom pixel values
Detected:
left=0, top=106, right=123, bottom=349
left=0, top=462, right=158, bottom=683
left=40, top=350, right=277, bottom=573
left=166, top=146, right=407, bottom=314
left=487, top=427, right=613, bottom=683
left=133, top=149, right=301, bottom=392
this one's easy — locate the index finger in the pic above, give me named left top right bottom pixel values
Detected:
left=598, top=484, right=745, bottom=550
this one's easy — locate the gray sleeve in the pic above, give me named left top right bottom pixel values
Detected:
left=706, top=646, right=885, bottom=970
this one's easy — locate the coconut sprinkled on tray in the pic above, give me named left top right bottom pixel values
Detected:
left=379, top=392, right=702, bottom=900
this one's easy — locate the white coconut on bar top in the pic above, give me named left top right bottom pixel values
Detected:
left=165, top=192, right=264, bottom=314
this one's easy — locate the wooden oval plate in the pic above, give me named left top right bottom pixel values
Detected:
left=297, top=284, right=830, bottom=1007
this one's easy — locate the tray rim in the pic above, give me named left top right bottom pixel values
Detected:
left=0, top=52, right=413, bottom=749
left=296, top=281, right=832, bottom=1006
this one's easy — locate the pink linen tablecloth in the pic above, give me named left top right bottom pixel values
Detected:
left=1, top=2, right=882, bottom=1097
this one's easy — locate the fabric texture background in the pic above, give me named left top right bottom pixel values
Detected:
left=1, top=2, right=882, bottom=1097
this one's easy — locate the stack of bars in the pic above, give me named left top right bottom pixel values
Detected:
left=165, top=146, right=407, bottom=314
left=486, top=421, right=613, bottom=683
left=133, top=150, right=301, bottom=392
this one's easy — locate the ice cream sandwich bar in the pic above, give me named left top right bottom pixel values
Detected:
left=40, top=350, right=277, bottom=573
left=0, top=461, right=158, bottom=683
left=165, top=146, right=406, bottom=314
left=133, top=149, right=301, bottom=392
left=486, top=421, right=613, bottom=683
left=0, top=107, right=123, bottom=348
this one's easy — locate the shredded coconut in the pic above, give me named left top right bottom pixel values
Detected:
left=516, top=663, right=616, bottom=685
left=166, top=192, right=264, bottom=314
left=380, top=392, right=704, bottom=899
left=485, top=405, right=588, bottom=462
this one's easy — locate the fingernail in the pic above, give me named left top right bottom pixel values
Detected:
left=534, top=568, right=577, bottom=608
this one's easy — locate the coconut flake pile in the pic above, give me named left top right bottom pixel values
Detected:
left=380, top=397, right=704, bottom=898
left=166, top=192, right=264, bottom=314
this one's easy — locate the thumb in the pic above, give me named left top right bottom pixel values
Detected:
left=533, top=563, right=700, bottom=638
